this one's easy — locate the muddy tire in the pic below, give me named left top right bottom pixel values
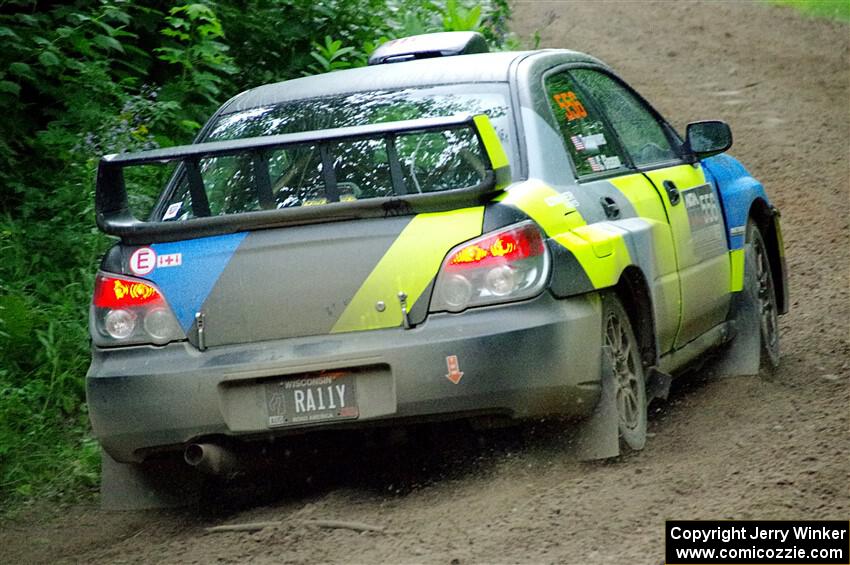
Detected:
left=601, top=293, right=647, bottom=451
left=745, top=219, right=781, bottom=371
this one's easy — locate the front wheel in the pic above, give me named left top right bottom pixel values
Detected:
left=746, top=219, right=780, bottom=371
left=601, top=294, right=647, bottom=451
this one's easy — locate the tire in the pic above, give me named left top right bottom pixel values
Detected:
left=745, top=219, right=781, bottom=371
left=601, top=293, right=647, bottom=451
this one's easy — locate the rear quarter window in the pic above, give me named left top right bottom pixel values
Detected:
left=544, top=72, right=630, bottom=178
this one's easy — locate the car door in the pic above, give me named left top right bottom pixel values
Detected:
left=569, top=69, right=730, bottom=347
left=542, top=69, right=682, bottom=355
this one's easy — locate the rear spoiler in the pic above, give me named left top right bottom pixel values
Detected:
left=95, top=114, right=511, bottom=244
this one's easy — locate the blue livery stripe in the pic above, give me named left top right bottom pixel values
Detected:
left=146, top=233, right=248, bottom=332
left=701, top=154, right=770, bottom=250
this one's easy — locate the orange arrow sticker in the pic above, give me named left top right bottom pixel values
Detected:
left=445, top=355, right=464, bottom=385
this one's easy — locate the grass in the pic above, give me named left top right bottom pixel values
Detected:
left=769, top=0, right=850, bottom=22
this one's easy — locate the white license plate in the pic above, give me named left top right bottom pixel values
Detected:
left=264, top=372, right=358, bottom=428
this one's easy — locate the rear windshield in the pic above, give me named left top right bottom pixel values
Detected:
left=156, top=85, right=513, bottom=220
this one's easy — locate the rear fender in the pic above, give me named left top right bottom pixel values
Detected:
left=495, top=180, right=638, bottom=292
left=493, top=180, right=665, bottom=359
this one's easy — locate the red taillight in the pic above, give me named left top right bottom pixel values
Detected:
left=91, top=273, right=183, bottom=346
left=93, top=275, right=163, bottom=308
left=446, top=223, right=545, bottom=270
left=430, top=221, right=551, bottom=313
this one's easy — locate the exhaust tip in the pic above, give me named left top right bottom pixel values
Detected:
left=183, top=442, right=241, bottom=476
left=184, top=443, right=205, bottom=467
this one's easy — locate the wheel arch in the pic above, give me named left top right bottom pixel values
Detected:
left=748, top=198, right=789, bottom=315
left=612, top=266, right=658, bottom=368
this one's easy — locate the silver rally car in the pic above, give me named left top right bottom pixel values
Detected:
left=88, top=32, right=787, bottom=508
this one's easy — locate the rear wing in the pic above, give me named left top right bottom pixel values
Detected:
left=95, top=114, right=511, bottom=244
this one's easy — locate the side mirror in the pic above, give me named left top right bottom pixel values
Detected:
left=685, top=120, right=732, bottom=159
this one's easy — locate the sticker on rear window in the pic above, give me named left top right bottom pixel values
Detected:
left=586, top=155, right=622, bottom=172
left=552, top=91, right=588, bottom=121
left=571, top=133, right=607, bottom=152
left=602, top=155, right=621, bottom=169
left=162, top=202, right=182, bottom=220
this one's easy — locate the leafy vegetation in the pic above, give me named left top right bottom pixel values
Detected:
left=0, top=0, right=515, bottom=509
left=769, top=0, right=850, bottom=22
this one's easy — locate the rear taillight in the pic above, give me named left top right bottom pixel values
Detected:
left=91, top=273, right=184, bottom=346
left=430, top=221, right=551, bottom=313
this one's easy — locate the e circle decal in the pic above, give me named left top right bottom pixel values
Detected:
left=129, top=247, right=156, bottom=275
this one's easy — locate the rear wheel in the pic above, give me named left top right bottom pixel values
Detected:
left=746, top=219, right=780, bottom=370
left=601, top=294, right=647, bottom=451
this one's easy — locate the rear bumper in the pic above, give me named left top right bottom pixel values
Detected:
left=87, top=292, right=603, bottom=463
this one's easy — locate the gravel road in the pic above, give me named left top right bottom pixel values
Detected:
left=2, top=2, right=847, bottom=563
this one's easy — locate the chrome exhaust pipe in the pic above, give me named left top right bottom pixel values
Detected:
left=184, top=443, right=240, bottom=476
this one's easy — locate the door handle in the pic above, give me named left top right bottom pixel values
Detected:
left=600, top=196, right=620, bottom=219
left=663, top=180, right=681, bottom=205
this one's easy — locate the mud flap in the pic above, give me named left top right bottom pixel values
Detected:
left=101, top=450, right=201, bottom=510
left=570, top=346, right=620, bottom=461
left=646, top=367, right=672, bottom=402
left=711, top=241, right=761, bottom=377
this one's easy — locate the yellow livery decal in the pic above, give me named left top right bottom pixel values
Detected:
left=472, top=114, right=511, bottom=189
left=609, top=173, right=679, bottom=276
left=496, top=180, right=586, bottom=235
left=497, top=180, right=636, bottom=290
left=331, top=207, right=484, bottom=333
left=555, top=225, right=632, bottom=289
left=730, top=248, right=745, bottom=292
left=472, top=115, right=509, bottom=171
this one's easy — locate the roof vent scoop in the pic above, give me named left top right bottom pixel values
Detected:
left=368, top=31, right=489, bottom=66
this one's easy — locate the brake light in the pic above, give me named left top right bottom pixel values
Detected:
left=446, top=225, right=545, bottom=269
left=91, top=273, right=184, bottom=346
left=93, top=276, right=161, bottom=308
left=430, top=221, right=551, bottom=313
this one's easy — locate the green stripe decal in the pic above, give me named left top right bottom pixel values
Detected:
left=496, top=180, right=586, bottom=235
left=473, top=114, right=511, bottom=188
left=730, top=248, right=745, bottom=292
left=331, top=207, right=484, bottom=333
left=473, top=114, right=509, bottom=170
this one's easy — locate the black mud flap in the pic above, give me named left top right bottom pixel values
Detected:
left=646, top=367, right=672, bottom=402
left=101, top=450, right=201, bottom=510
left=570, top=346, right=620, bottom=461
left=710, top=241, right=761, bottom=378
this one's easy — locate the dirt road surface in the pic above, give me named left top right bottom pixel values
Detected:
left=2, top=2, right=847, bottom=563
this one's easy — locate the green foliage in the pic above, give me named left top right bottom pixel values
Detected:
left=156, top=4, right=237, bottom=109
left=0, top=0, right=514, bottom=509
left=441, top=0, right=483, bottom=32
left=302, top=0, right=516, bottom=73
left=768, top=0, right=850, bottom=22
left=306, top=36, right=359, bottom=74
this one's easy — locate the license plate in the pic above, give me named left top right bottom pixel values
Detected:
left=264, top=371, right=358, bottom=428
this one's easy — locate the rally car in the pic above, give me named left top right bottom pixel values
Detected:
left=88, top=32, right=787, bottom=509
